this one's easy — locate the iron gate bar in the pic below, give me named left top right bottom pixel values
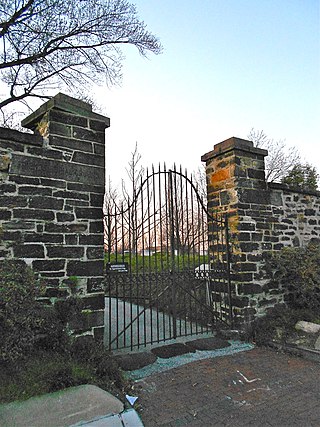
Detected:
left=104, top=164, right=233, bottom=351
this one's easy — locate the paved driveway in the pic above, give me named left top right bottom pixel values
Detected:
left=134, top=347, right=320, bottom=426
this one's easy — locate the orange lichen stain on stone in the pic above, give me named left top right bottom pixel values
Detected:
left=210, top=168, right=230, bottom=184
left=228, top=212, right=239, bottom=233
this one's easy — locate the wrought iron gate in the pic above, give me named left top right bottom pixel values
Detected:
left=104, top=165, right=233, bottom=351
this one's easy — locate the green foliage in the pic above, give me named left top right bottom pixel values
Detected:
left=281, top=163, right=319, bottom=191
left=0, top=341, right=125, bottom=403
left=65, top=276, right=79, bottom=295
left=0, top=260, right=83, bottom=362
left=253, top=306, right=319, bottom=346
left=0, top=260, right=44, bottom=362
left=70, top=336, right=123, bottom=389
left=265, top=240, right=320, bottom=311
left=0, top=261, right=125, bottom=403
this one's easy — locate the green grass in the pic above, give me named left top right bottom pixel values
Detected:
left=0, top=345, right=126, bottom=404
left=105, top=252, right=209, bottom=272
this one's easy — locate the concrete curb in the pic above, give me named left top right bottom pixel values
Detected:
left=267, top=341, right=320, bottom=363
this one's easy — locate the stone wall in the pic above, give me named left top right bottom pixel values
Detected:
left=0, top=93, right=109, bottom=341
left=202, top=137, right=320, bottom=325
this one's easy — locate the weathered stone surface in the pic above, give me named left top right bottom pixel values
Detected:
left=87, top=246, right=104, bottom=259
left=49, top=109, right=88, bottom=127
left=314, top=335, right=320, bottom=350
left=0, top=154, right=11, bottom=171
left=295, top=321, right=320, bottom=334
left=11, top=154, right=104, bottom=186
left=81, top=293, right=105, bottom=310
left=47, top=246, right=84, bottom=258
left=29, top=196, right=64, bottom=210
left=67, top=260, right=104, bottom=277
left=33, top=259, right=66, bottom=271
left=79, top=234, right=103, bottom=245
left=13, top=244, right=45, bottom=258
left=49, top=135, right=93, bottom=153
left=13, top=209, right=55, bottom=221
left=75, top=207, right=102, bottom=219
left=72, top=151, right=104, bottom=167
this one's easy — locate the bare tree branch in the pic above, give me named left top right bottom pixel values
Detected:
left=0, top=0, right=162, bottom=117
left=248, top=128, right=301, bottom=182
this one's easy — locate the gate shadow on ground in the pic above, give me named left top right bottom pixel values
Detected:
left=104, top=297, right=215, bottom=352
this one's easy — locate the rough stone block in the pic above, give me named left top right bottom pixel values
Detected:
left=11, top=154, right=104, bottom=186
left=13, top=244, right=45, bottom=258
left=33, top=259, right=66, bottom=272
left=89, top=119, right=109, bottom=132
left=47, top=246, right=84, bottom=258
left=72, top=126, right=104, bottom=143
left=53, top=190, right=89, bottom=201
left=89, top=221, right=104, bottom=233
left=93, top=326, right=105, bottom=342
left=49, top=109, right=88, bottom=127
left=67, top=260, right=104, bottom=277
left=29, top=196, right=64, bottom=210
left=13, top=209, right=55, bottom=221
left=238, top=283, right=263, bottom=295
left=24, top=233, right=63, bottom=244
left=82, top=293, right=105, bottom=310
left=45, top=223, right=87, bottom=233
left=72, top=151, right=104, bottom=167
left=87, top=247, right=104, bottom=259
left=67, top=182, right=104, bottom=194
left=56, top=212, right=75, bottom=222
left=79, top=234, right=103, bottom=245
left=49, top=121, right=71, bottom=137
left=0, top=210, right=12, bottom=220
left=0, top=196, right=27, bottom=208
left=50, top=135, right=93, bottom=153
left=90, top=193, right=104, bottom=207
left=239, top=189, right=270, bottom=205
left=18, top=186, right=52, bottom=196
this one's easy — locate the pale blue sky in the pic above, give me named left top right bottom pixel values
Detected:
left=97, top=0, right=320, bottom=186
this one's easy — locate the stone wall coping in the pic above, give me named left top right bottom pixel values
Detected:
left=268, top=181, right=320, bottom=197
left=21, top=93, right=110, bottom=130
left=201, top=137, right=268, bottom=162
left=0, top=126, right=43, bottom=147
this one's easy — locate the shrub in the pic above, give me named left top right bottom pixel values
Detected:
left=0, top=260, right=44, bottom=362
left=0, top=260, right=83, bottom=362
left=253, top=306, right=319, bottom=345
left=265, top=239, right=320, bottom=312
left=70, top=336, right=123, bottom=389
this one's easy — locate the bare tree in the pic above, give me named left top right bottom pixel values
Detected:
left=248, top=128, right=300, bottom=182
left=104, top=176, right=122, bottom=253
left=0, top=0, right=162, bottom=117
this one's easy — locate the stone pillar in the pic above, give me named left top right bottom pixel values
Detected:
left=202, top=137, right=284, bottom=324
left=0, top=93, right=109, bottom=341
